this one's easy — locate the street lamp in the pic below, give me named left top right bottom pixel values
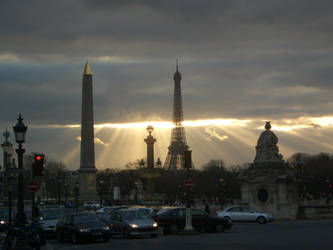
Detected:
left=99, top=180, right=104, bottom=206
left=57, top=172, right=62, bottom=205
left=325, top=176, right=331, bottom=205
left=217, top=177, right=225, bottom=208
left=13, top=114, right=28, bottom=227
left=75, top=180, right=79, bottom=213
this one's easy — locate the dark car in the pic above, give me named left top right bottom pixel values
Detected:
left=56, top=212, right=111, bottom=244
left=0, top=210, right=9, bottom=232
left=153, top=208, right=232, bottom=234
left=109, top=209, right=158, bottom=238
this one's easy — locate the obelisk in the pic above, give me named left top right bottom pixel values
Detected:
left=79, top=61, right=98, bottom=202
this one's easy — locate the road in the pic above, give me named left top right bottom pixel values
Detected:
left=44, top=219, right=333, bottom=250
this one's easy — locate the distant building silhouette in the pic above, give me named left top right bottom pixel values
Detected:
left=164, top=62, right=191, bottom=170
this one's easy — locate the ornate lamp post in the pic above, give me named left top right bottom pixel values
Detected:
left=13, top=114, right=28, bottom=227
left=325, top=176, right=331, bottom=205
left=2, top=130, right=14, bottom=225
left=57, top=172, right=62, bottom=205
left=99, top=180, right=104, bottom=206
left=218, top=177, right=226, bottom=208
left=75, top=180, right=79, bottom=213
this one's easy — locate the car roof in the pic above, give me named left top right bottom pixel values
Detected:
left=223, top=206, right=252, bottom=210
left=115, top=208, right=149, bottom=213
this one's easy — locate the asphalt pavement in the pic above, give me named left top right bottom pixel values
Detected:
left=43, top=219, right=333, bottom=250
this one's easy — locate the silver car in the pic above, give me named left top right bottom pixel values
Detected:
left=110, top=209, right=158, bottom=238
left=217, top=206, right=273, bottom=224
left=39, top=209, right=64, bottom=235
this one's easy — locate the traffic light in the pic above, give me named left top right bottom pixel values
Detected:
left=32, top=154, right=44, bottom=176
left=329, top=183, right=333, bottom=189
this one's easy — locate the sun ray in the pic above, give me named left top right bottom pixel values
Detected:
left=50, top=116, right=333, bottom=170
left=62, top=144, right=80, bottom=166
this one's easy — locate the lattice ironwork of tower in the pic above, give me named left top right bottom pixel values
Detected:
left=164, top=63, right=191, bottom=170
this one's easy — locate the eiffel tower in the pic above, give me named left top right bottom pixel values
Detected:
left=164, top=62, right=191, bottom=170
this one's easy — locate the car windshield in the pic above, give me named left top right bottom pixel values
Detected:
left=157, top=209, right=173, bottom=215
left=0, top=210, right=9, bottom=219
left=122, top=211, right=149, bottom=220
left=73, top=214, right=100, bottom=224
left=40, top=210, right=61, bottom=220
left=97, top=213, right=111, bottom=221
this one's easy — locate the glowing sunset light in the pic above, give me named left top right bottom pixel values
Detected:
left=32, top=116, right=333, bottom=132
left=95, top=121, right=173, bottom=129
left=183, top=119, right=251, bottom=127
left=309, top=116, right=333, bottom=127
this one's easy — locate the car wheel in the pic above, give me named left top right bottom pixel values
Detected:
left=72, top=233, right=80, bottom=244
left=224, top=216, right=232, bottom=223
left=257, top=216, right=266, bottom=224
left=103, top=236, right=110, bottom=242
left=215, top=224, right=225, bottom=233
left=168, top=224, right=179, bottom=234
left=56, top=231, right=63, bottom=242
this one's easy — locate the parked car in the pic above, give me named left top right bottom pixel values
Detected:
left=0, top=210, right=9, bottom=231
left=153, top=207, right=232, bottom=234
left=216, top=206, right=274, bottom=224
left=130, top=206, right=155, bottom=217
left=83, top=201, right=101, bottom=210
left=56, top=212, right=111, bottom=243
left=39, top=209, right=71, bottom=236
left=109, top=209, right=158, bottom=238
left=95, top=206, right=129, bottom=214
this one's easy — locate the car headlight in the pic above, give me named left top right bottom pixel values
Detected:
left=130, top=224, right=139, bottom=228
left=0, top=221, right=6, bottom=225
left=79, top=228, right=90, bottom=232
left=152, top=222, right=158, bottom=228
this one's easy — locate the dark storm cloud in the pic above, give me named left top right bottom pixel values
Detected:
left=1, top=0, right=333, bottom=126
left=1, top=0, right=333, bottom=60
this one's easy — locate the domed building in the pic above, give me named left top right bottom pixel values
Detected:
left=240, top=122, right=298, bottom=220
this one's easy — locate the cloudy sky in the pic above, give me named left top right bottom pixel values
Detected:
left=1, top=0, right=333, bottom=170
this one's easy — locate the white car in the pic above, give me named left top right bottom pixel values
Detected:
left=83, top=201, right=101, bottom=210
left=217, top=206, right=274, bottom=224
left=39, top=209, right=64, bottom=235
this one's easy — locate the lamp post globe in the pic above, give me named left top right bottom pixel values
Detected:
left=12, top=113, right=28, bottom=228
left=13, top=114, right=28, bottom=144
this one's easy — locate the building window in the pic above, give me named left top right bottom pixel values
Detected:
left=257, top=188, right=269, bottom=202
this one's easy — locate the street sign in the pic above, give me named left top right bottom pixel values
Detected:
left=28, top=181, right=38, bottom=192
left=184, top=180, right=193, bottom=189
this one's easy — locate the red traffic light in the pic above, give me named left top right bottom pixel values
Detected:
left=33, top=154, right=44, bottom=177
left=35, top=155, right=42, bottom=161
left=329, top=184, right=333, bottom=189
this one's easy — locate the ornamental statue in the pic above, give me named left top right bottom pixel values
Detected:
left=254, top=122, right=283, bottom=163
